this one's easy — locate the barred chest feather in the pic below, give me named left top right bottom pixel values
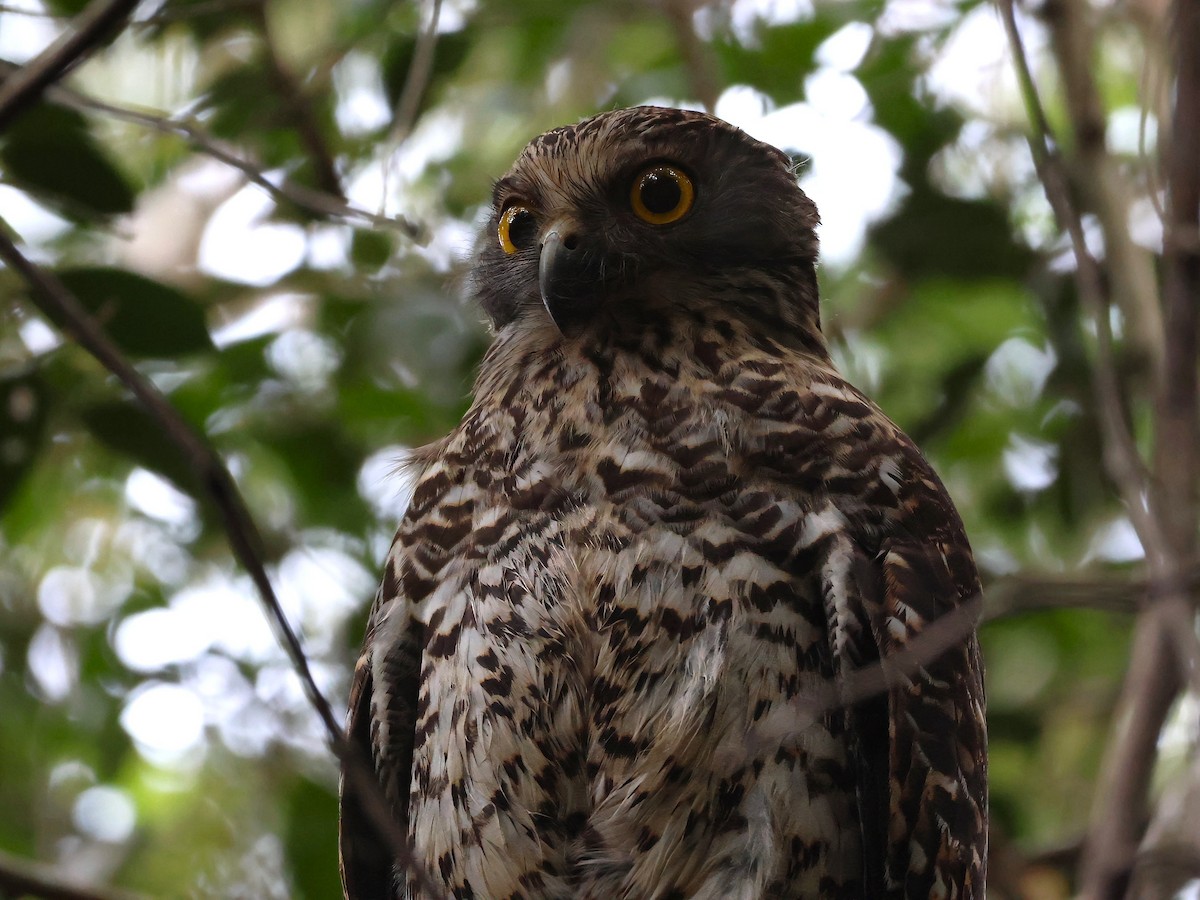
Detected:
left=374, top=315, right=908, bottom=899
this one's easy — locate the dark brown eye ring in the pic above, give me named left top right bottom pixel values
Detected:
left=499, top=205, right=537, bottom=254
left=630, top=164, right=694, bottom=225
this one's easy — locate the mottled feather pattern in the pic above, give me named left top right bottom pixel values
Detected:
left=340, top=106, right=986, bottom=900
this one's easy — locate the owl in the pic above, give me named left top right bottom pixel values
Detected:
left=339, top=106, right=987, bottom=899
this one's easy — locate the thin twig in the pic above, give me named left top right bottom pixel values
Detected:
left=380, top=0, right=442, bottom=214
left=1001, top=0, right=1200, bottom=892
left=0, top=0, right=142, bottom=132
left=0, top=850, right=145, bottom=900
left=1077, top=604, right=1183, bottom=899
left=741, top=595, right=983, bottom=759
left=1042, top=0, right=1164, bottom=370
left=983, top=571, right=1144, bottom=620
left=996, top=0, right=1164, bottom=561
left=662, top=0, right=721, bottom=113
left=1138, top=32, right=1167, bottom=224
left=250, top=0, right=344, bottom=198
left=0, top=231, right=444, bottom=900
left=997, top=5, right=1194, bottom=896
left=0, top=65, right=422, bottom=238
left=387, top=0, right=442, bottom=149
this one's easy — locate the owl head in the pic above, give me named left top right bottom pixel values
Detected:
left=472, top=106, right=822, bottom=340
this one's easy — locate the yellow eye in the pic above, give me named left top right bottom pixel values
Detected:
left=498, top=205, right=537, bottom=254
left=630, top=165, right=694, bottom=225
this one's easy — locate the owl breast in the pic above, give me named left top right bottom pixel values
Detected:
left=401, top=327, right=867, bottom=899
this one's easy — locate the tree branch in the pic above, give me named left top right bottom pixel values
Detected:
left=0, top=5, right=436, bottom=887
left=1042, top=0, right=1164, bottom=371
left=0, top=849, right=145, bottom=900
left=997, top=0, right=1164, bottom=562
left=998, top=5, right=1200, bottom=896
left=741, top=595, right=984, bottom=759
left=1154, top=0, right=1200, bottom=562
left=1077, top=604, right=1183, bottom=899
left=0, top=0, right=142, bottom=133
left=0, top=232, right=442, bottom=900
left=662, top=0, right=721, bottom=113
left=983, top=571, right=1144, bottom=620
left=0, top=64, right=422, bottom=238
left=250, top=0, right=344, bottom=199
left=387, top=0, right=442, bottom=149
left=379, top=0, right=443, bottom=211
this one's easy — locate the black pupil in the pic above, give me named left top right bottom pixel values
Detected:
left=509, top=209, right=536, bottom=249
left=640, top=171, right=681, bottom=215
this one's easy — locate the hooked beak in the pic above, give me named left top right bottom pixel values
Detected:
left=538, top=226, right=597, bottom=334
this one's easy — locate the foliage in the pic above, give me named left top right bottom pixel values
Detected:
left=0, top=0, right=1179, bottom=896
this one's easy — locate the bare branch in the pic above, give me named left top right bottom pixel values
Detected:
left=0, top=231, right=444, bottom=900
left=378, top=0, right=442, bottom=216
left=1153, top=0, right=1200, bottom=562
left=1077, top=603, right=1184, bottom=899
left=387, top=0, right=443, bottom=149
left=0, top=4, right=432, bottom=885
left=996, top=0, right=1164, bottom=562
left=741, top=595, right=983, bottom=760
left=996, top=8, right=1200, bottom=892
left=1042, top=0, right=1164, bottom=370
left=0, top=849, right=145, bottom=900
left=250, top=0, right=344, bottom=198
left=0, top=0, right=142, bottom=133
left=983, top=571, right=1144, bottom=620
left=1, top=67, right=423, bottom=238
left=662, top=0, right=721, bottom=113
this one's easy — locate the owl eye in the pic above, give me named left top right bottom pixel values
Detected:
left=498, top=205, right=537, bottom=254
left=630, top=164, right=694, bottom=225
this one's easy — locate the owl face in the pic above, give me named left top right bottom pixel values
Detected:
left=472, top=106, right=821, bottom=334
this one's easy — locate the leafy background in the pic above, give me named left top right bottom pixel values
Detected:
left=0, top=0, right=1190, bottom=897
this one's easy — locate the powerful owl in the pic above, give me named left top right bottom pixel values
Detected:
left=340, top=106, right=987, bottom=899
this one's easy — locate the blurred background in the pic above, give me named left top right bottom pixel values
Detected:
left=0, top=0, right=1193, bottom=897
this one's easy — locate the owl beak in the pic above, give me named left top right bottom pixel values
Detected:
left=538, top=228, right=592, bottom=333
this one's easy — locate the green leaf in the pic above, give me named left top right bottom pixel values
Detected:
left=713, top=11, right=868, bottom=105
left=284, top=777, right=341, bottom=900
left=350, top=229, right=393, bottom=270
left=40, top=0, right=91, bottom=15
left=871, top=193, right=1034, bottom=281
left=0, top=367, right=47, bottom=512
left=0, top=104, right=135, bottom=218
left=52, top=268, right=215, bottom=358
left=856, top=34, right=961, bottom=176
left=80, top=399, right=202, bottom=497
left=381, top=27, right=475, bottom=112
left=257, top=421, right=369, bottom=530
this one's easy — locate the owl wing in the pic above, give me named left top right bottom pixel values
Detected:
left=828, top=440, right=987, bottom=898
left=339, top=555, right=425, bottom=900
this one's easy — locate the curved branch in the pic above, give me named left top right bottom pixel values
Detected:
left=0, top=63, right=422, bottom=239
left=1042, top=0, right=1164, bottom=370
left=997, top=0, right=1163, bottom=561
left=388, top=0, right=443, bottom=148
left=663, top=0, right=721, bottom=113
left=0, top=231, right=443, bottom=900
left=251, top=0, right=344, bottom=198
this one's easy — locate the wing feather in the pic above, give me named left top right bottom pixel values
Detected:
left=340, top=562, right=426, bottom=899
left=824, top=441, right=987, bottom=898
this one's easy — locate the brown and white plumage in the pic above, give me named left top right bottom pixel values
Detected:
left=340, top=106, right=986, bottom=899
